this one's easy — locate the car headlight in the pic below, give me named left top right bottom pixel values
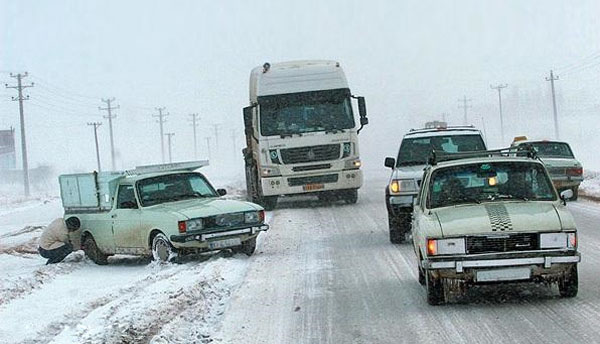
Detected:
left=244, top=210, right=265, bottom=224
left=178, top=218, right=203, bottom=233
left=261, top=166, right=281, bottom=177
left=341, top=142, right=352, bottom=158
left=344, top=158, right=361, bottom=169
left=540, top=232, right=576, bottom=249
left=389, top=179, right=417, bottom=194
left=269, top=150, right=282, bottom=164
left=426, top=238, right=465, bottom=256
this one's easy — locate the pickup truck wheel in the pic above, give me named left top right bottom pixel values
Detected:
left=426, top=271, right=445, bottom=305
left=83, top=236, right=109, bottom=265
left=152, top=233, right=179, bottom=263
left=233, top=237, right=257, bottom=256
left=559, top=264, right=578, bottom=298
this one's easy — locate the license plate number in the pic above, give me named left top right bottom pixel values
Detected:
left=208, top=238, right=241, bottom=250
left=476, top=267, right=531, bottom=282
left=303, top=183, right=324, bottom=191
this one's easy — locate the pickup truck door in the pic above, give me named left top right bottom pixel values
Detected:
left=110, top=185, right=143, bottom=249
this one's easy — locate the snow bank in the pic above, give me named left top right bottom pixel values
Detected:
left=580, top=171, right=600, bottom=199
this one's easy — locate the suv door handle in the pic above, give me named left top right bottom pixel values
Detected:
left=111, top=214, right=117, bottom=219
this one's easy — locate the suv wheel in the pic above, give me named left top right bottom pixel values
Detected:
left=83, top=235, right=109, bottom=265
left=152, top=233, right=179, bottom=263
left=558, top=264, right=578, bottom=298
left=426, top=270, right=445, bottom=305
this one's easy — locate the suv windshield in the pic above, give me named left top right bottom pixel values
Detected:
left=137, top=173, right=217, bottom=207
left=428, top=161, right=556, bottom=209
left=527, top=142, right=574, bottom=158
left=397, top=134, right=486, bottom=166
left=259, top=88, right=355, bottom=136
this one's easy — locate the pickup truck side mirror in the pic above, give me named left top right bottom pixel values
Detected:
left=384, top=157, right=396, bottom=168
left=119, top=200, right=138, bottom=209
left=217, top=188, right=227, bottom=196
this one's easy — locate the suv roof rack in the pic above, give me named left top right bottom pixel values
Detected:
left=408, top=125, right=476, bottom=134
left=428, top=145, right=537, bottom=165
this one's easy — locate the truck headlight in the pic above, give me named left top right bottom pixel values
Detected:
left=540, top=232, right=574, bottom=249
left=261, top=166, right=281, bottom=177
left=341, top=142, right=352, bottom=158
left=245, top=210, right=265, bottom=224
left=344, top=158, right=361, bottom=169
left=389, top=179, right=417, bottom=194
left=426, top=238, right=465, bottom=256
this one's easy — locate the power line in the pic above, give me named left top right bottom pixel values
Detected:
left=87, top=122, right=102, bottom=172
left=99, top=98, right=119, bottom=170
left=153, top=107, right=169, bottom=163
left=5, top=72, right=33, bottom=196
left=546, top=70, right=560, bottom=140
left=490, top=84, right=508, bottom=143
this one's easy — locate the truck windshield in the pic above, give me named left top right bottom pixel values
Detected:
left=137, top=173, right=217, bottom=207
left=427, top=161, right=556, bottom=209
left=397, top=134, right=486, bottom=166
left=258, top=88, right=355, bottom=136
left=528, top=142, right=574, bottom=158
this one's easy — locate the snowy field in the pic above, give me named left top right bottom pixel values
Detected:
left=2, top=171, right=600, bottom=343
left=581, top=171, right=600, bottom=199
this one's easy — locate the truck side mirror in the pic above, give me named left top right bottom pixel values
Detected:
left=356, top=96, right=368, bottom=134
left=243, top=106, right=253, bottom=130
left=384, top=157, right=395, bottom=168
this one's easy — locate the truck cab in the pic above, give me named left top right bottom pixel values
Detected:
left=242, top=60, right=368, bottom=210
left=384, top=125, right=487, bottom=243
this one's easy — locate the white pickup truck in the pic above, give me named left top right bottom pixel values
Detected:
left=59, top=161, right=268, bottom=264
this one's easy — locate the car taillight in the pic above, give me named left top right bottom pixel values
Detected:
left=567, top=167, right=583, bottom=176
left=178, top=221, right=187, bottom=233
left=427, top=239, right=437, bottom=256
left=258, top=210, right=265, bottom=223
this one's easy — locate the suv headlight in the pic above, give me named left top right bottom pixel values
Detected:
left=261, top=166, right=281, bottom=177
left=426, top=238, right=465, bottom=256
left=244, top=210, right=265, bottom=224
left=540, top=232, right=576, bottom=249
left=389, top=179, right=417, bottom=194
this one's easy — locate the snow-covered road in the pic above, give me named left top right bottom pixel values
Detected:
left=1, top=172, right=600, bottom=343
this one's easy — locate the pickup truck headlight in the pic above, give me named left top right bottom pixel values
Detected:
left=426, top=238, right=466, bottom=256
left=261, top=166, right=281, bottom=177
left=245, top=210, right=265, bottom=224
left=389, top=179, right=417, bottom=194
left=540, top=232, right=576, bottom=249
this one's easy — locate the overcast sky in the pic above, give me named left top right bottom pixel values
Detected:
left=1, top=0, right=599, bottom=181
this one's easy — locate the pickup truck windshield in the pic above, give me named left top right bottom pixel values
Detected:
left=137, top=173, right=217, bottom=207
left=397, top=134, right=486, bottom=166
left=527, top=142, right=574, bottom=158
left=427, top=161, right=556, bottom=209
left=258, top=88, right=355, bottom=136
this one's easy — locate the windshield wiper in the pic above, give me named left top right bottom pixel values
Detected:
left=487, top=193, right=529, bottom=202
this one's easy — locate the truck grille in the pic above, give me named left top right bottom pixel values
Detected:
left=288, top=174, right=338, bottom=187
left=466, top=233, right=538, bottom=254
left=280, top=144, right=340, bottom=164
left=292, top=164, right=331, bottom=172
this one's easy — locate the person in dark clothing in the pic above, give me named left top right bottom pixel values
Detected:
left=37, top=217, right=80, bottom=265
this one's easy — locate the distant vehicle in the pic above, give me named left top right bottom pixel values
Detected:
left=512, top=137, right=583, bottom=200
left=412, top=148, right=580, bottom=305
left=384, top=125, right=487, bottom=243
left=59, top=161, right=268, bottom=264
left=242, top=60, right=369, bottom=210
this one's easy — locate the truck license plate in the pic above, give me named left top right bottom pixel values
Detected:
left=208, top=238, right=241, bottom=250
left=303, top=183, right=324, bottom=191
left=476, top=267, right=531, bottom=282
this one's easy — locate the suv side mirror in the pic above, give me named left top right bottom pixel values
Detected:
left=384, top=157, right=395, bottom=168
left=560, top=189, right=573, bottom=203
left=217, top=188, right=227, bottom=196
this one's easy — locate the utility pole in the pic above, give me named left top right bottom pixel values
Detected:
left=546, top=70, right=560, bottom=140
left=458, top=96, right=472, bottom=125
left=6, top=72, right=33, bottom=197
left=189, top=113, right=200, bottom=159
left=211, top=123, right=221, bottom=151
left=87, top=122, right=102, bottom=172
left=205, top=137, right=212, bottom=161
left=490, top=84, right=508, bottom=144
left=165, top=133, right=175, bottom=163
left=99, top=98, right=119, bottom=170
left=153, top=107, right=169, bottom=163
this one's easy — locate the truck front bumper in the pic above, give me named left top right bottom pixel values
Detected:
left=423, top=252, right=580, bottom=282
left=260, top=169, right=362, bottom=196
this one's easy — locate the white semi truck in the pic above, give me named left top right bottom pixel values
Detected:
left=242, top=60, right=369, bottom=209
